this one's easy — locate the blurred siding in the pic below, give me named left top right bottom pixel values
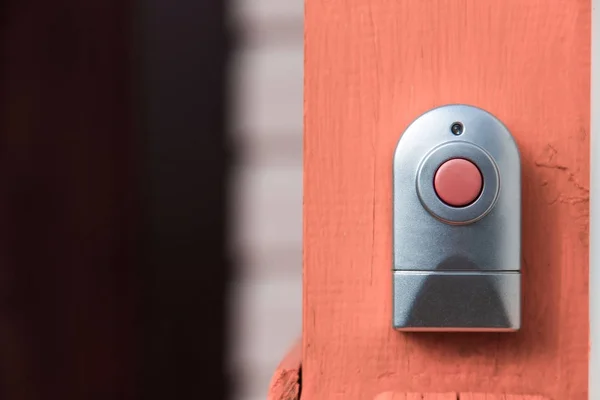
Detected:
left=229, top=0, right=303, bottom=399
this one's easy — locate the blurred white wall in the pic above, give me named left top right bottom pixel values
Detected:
left=228, top=1, right=303, bottom=399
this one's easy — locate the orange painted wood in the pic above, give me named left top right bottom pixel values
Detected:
left=267, top=339, right=302, bottom=400
left=374, top=395, right=550, bottom=400
left=264, top=342, right=552, bottom=400
left=303, top=0, right=590, bottom=399
left=460, top=395, right=549, bottom=400
left=374, top=393, right=457, bottom=400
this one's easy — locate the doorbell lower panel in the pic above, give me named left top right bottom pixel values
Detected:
left=392, top=104, right=521, bottom=331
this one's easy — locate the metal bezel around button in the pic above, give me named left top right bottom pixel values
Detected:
left=416, top=141, right=500, bottom=225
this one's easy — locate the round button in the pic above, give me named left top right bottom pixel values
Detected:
left=434, top=158, right=483, bottom=207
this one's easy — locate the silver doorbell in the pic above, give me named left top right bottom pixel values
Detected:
left=392, top=104, right=521, bottom=331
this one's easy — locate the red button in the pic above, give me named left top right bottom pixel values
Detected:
left=434, top=158, right=483, bottom=207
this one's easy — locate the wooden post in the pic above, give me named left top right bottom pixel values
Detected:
left=292, top=0, right=591, bottom=398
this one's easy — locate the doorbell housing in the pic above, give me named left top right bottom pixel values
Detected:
left=392, top=104, right=521, bottom=331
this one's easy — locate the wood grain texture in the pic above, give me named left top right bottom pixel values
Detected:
left=374, top=393, right=457, bottom=400
left=267, top=339, right=302, bottom=400
left=375, top=395, right=550, bottom=400
left=458, top=394, right=550, bottom=400
left=303, top=0, right=590, bottom=399
left=265, top=349, right=553, bottom=400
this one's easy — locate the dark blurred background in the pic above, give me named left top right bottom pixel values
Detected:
left=0, top=0, right=230, bottom=398
left=1, top=0, right=303, bottom=399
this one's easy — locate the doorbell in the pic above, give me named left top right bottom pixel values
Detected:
left=392, top=104, right=521, bottom=331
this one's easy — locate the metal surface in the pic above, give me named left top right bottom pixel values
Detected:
left=392, top=104, right=521, bottom=331
left=393, top=104, right=521, bottom=272
left=393, top=271, right=520, bottom=330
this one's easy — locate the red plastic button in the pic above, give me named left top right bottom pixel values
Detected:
left=434, top=158, right=483, bottom=207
